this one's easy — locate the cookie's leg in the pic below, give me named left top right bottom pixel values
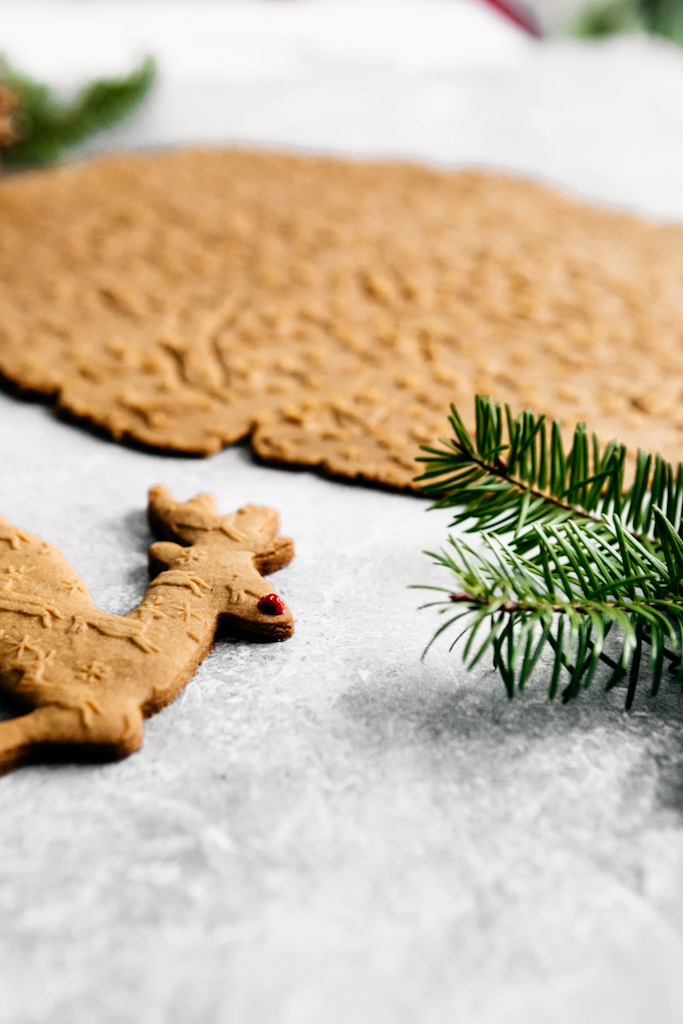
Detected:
left=0, top=703, right=144, bottom=775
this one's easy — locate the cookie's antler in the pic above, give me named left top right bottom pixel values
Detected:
left=147, top=485, right=294, bottom=574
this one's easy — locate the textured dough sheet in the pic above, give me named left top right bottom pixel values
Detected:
left=1, top=146, right=682, bottom=488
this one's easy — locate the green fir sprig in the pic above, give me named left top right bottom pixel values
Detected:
left=415, top=396, right=683, bottom=707
left=0, top=56, right=156, bottom=169
left=572, top=0, right=683, bottom=45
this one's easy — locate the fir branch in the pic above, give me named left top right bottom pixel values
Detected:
left=416, top=396, right=683, bottom=707
left=571, top=0, right=683, bottom=45
left=416, top=394, right=683, bottom=558
left=0, top=56, right=156, bottom=169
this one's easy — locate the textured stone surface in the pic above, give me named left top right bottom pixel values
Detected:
left=2, top=388, right=683, bottom=1024
left=3, top=5, right=683, bottom=1023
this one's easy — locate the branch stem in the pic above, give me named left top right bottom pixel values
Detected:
left=453, top=441, right=650, bottom=544
left=448, top=591, right=683, bottom=617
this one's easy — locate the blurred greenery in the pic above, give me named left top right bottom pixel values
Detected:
left=0, top=56, right=156, bottom=168
left=573, top=0, right=683, bottom=43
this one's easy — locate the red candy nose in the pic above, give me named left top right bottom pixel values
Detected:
left=258, top=593, right=286, bottom=616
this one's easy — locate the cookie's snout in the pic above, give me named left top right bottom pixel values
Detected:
left=221, top=578, right=294, bottom=642
left=255, top=590, right=294, bottom=640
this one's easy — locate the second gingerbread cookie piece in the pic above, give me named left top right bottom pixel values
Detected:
left=0, top=486, right=294, bottom=775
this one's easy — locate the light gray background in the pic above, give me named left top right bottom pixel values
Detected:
left=2, top=4, right=683, bottom=1023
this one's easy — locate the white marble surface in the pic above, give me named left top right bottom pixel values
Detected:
left=2, top=4, right=683, bottom=1023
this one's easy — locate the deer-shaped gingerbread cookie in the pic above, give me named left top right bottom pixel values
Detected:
left=0, top=486, right=294, bottom=774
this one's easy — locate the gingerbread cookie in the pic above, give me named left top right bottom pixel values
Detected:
left=0, top=486, right=294, bottom=774
left=1, top=148, right=683, bottom=488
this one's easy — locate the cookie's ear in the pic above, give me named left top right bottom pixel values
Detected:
left=251, top=534, right=295, bottom=574
left=147, top=486, right=222, bottom=544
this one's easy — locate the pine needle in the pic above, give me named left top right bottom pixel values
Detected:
left=415, top=395, right=683, bottom=707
